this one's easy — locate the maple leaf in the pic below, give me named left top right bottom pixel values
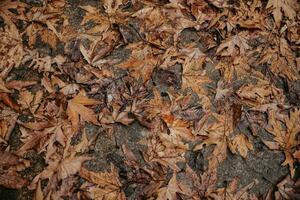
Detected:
left=117, top=43, right=159, bottom=82
left=0, top=151, right=30, bottom=189
left=195, top=112, right=234, bottom=171
left=262, top=109, right=300, bottom=177
left=99, top=106, right=135, bottom=125
left=31, top=154, right=90, bottom=190
left=237, top=78, right=284, bottom=107
left=0, top=108, right=18, bottom=143
left=26, top=23, right=58, bottom=49
left=16, top=122, right=73, bottom=161
left=40, top=29, right=58, bottom=49
left=267, top=0, right=298, bottom=27
left=0, top=78, right=11, bottom=93
left=228, top=133, right=253, bottom=158
left=67, top=91, right=100, bottom=130
left=156, top=173, right=183, bottom=200
left=259, top=38, right=299, bottom=81
left=187, top=0, right=216, bottom=27
left=141, top=131, right=188, bottom=172
left=270, top=175, right=300, bottom=199
left=79, top=5, right=110, bottom=35
left=216, top=32, right=250, bottom=56
left=0, top=170, right=28, bottom=189
left=143, top=88, right=171, bottom=120
left=0, top=93, right=20, bottom=110
left=162, top=114, right=196, bottom=142
left=234, top=0, right=267, bottom=30
left=80, top=164, right=126, bottom=200
left=181, top=47, right=212, bottom=104
left=178, top=166, right=217, bottom=199
left=103, top=0, right=123, bottom=16
left=209, top=178, right=258, bottom=200
left=17, top=90, right=34, bottom=110
left=215, top=56, right=261, bottom=83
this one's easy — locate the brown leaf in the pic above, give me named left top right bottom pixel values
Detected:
left=0, top=78, right=11, bottom=93
left=209, top=178, right=258, bottom=200
left=157, top=173, right=181, bottom=200
left=228, top=133, right=253, bottom=158
left=267, top=0, right=298, bottom=27
left=0, top=171, right=28, bottom=189
left=67, top=91, right=100, bottom=130
left=263, top=109, right=300, bottom=177
left=18, top=120, right=53, bottom=131
left=40, top=29, right=58, bottom=49
left=31, top=155, right=91, bottom=189
left=237, top=79, right=284, bottom=107
left=103, top=0, right=123, bottom=15
left=17, top=90, right=34, bottom=109
left=273, top=175, right=300, bottom=199
left=80, top=164, right=126, bottom=200
left=217, top=32, right=250, bottom=56
left=5, top=80, right=37, bottom=90
left=34, top=181, right=44, bottom=200
left=0, top=93, right=19, bottom=110
left=0, top=151, right=21, bottom=167
left=118, top=43, right=159, bottom=82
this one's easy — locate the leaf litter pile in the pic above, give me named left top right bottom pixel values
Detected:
left=0, top=0, right=300, bottom=199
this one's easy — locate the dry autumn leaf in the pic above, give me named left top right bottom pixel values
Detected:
left=156, top=173, right=183, bottom=200
left=267, top=0, right=298, bottom=27
left=1, top=0, right=300, bottom=199
left=262, top=109, right=300, bottom=177
left=118, top=43, right=159, bottom=82
left=228, top=133, right=253, bottom=158
left=67, top=91, right=100, bottom=130
left=209, top=178, right=258, bottom=200
left=31, top=154, right=91, bottom=190
left=80, top=164, right=126, bottom=200
left=217, top=32, right=250, bottom=56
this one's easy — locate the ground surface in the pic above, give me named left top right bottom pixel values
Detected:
left=0, top=0, right=300, bottom=200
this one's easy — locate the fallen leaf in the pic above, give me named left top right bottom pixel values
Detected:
left=80, top=164, right=126, bottom=200
left=67, top=91, right=100, bottom=130
left=18, top=90, right=34, bottom=109
left=263, top=109, right=300, bottom=177
left=217, top=32, right=250, bottom=56
left=267, top=0, right=298, bottom=27
left=0, top=171, right=28, bottom=189
left=228, top=133, right=253, bottom=158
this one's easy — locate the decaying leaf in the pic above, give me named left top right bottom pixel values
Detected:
left=209, top=178, right=258, bottom=200
left=217, top=32, right=250, bottom=56
left=118, top=43, right=159, bottom=82
left=267, top=0, right=299, bottom=27
left=1, top=0, right=300, bottom=198
left=262, top=109, right=300, bottom=177
left=156, top=173, right=183, bottom=200
left=67, top=91, right=100, bottom=130
left=31, top=154, right=91, bottom=190
left=80, top=164, right=126, bottom=200
left=228, top=133, right=253, bottom=158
